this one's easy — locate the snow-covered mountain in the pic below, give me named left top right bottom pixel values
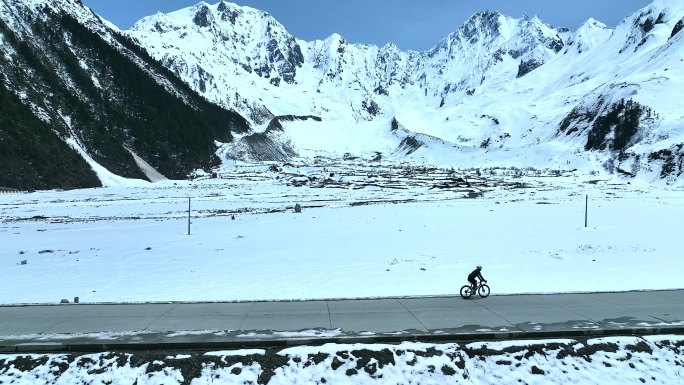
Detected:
left=127, top=4, right=567, bottom=125
left=2, top=0, right=684, bottom=189
left=0, top=0, right=249, bottom=190
left=125, top=0, right=684, bottom=183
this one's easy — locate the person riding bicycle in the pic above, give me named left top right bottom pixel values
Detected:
left=468, top=265, right=486, bottom=291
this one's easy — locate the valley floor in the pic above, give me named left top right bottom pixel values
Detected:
left=1, top=161, right=682, bottom=304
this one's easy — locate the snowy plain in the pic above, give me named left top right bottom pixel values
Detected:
left=2, top=160, right=684, bottom=304
left=2, top=159, right=684, bottom=384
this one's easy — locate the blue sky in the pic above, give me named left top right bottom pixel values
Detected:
left=81, top=0, right=653, bottom=51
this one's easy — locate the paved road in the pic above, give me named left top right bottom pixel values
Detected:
left=1, top=290, right=683, bottom=352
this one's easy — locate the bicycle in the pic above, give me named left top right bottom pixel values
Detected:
left=460, top=281, right=490, bottom=299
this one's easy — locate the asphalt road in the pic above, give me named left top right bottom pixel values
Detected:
left=1, top=290, right=683, bottom=352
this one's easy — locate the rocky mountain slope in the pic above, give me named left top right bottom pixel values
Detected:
left=0, top=0, right=249, bottom=190
left=126, top=0, right=684, bottom=183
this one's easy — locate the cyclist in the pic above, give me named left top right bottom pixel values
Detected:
left=468, top=265, right=486, bottom=291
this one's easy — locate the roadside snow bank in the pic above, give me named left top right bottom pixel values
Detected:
left=1, top=336, right=682, bottom=384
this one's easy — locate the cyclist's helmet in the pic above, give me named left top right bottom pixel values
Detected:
left=476, top=265, right=482, bottom=270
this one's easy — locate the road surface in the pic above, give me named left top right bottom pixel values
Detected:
left=1, top=290, right=683, bottom=352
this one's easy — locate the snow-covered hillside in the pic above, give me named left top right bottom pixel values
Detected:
left=0, top=0, right=251, bottom=190
left=125, top=0, right=684, bottom=183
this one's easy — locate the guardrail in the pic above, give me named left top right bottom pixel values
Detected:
left=0, top=188, right=29, bottom=195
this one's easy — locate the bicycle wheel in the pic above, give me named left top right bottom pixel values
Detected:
left=460, top=285, right=473, bottom=299
left=478, top=284, right=490, bottom=298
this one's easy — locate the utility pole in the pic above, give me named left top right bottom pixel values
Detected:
left=585, top=195, right=588, bottom=228
left=188, top=197, right=191, bottom=235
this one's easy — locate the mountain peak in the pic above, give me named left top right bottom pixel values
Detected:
left=217, top=0, right=230, bottom=10
left=581, top=18, right=609, bottom=29
left=192, top=3, right=214, bottom=28
left=471, top=10, right=504, bottom=21
left=520, top=13, right=542, bottom=23
left=442, top=10, right=505, bottom=44
left=323, top=33, right=348, bottom=45
left=565, top=17, right=612, bottom=53
left=381, top=42, right=400, bottom=50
